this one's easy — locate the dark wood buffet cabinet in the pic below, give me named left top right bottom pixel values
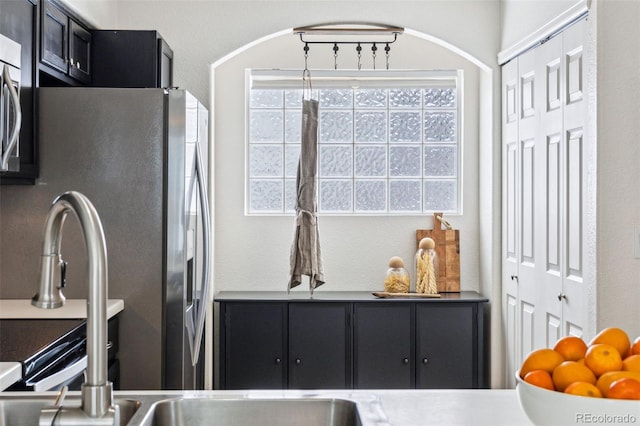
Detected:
left=216, top=291, right=489, bottom=390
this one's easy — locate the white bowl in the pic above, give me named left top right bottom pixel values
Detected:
left=516, top=371, right=640, bottom=425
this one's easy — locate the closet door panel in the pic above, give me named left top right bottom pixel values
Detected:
left=537, top=34, right=564, bottom=349
left=562, top=19, right=586, bottom=339
left=502, top=58, right=520, bottom=388
left=517, top=48, right=545, bottom=353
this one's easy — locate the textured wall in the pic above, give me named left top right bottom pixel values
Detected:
left=592, top=0, right=640, bottom=339
left=213, top=33, right=482, bottom=294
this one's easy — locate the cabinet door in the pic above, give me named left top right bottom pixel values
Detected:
left=353, top=303, right=413, bottom=388
left=416, top=303, right=476, bottom=389
left=68, top=19, right=91, bottom=84
left=289, top=303, right=351, bottom=389
left=222, top=302, right=286, bottom=389
left=158, top=37, right=173, bottom=89
left=41, top=0, right=68, bottom=74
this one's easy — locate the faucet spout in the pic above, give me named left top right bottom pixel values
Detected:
left=32, top=191, right=114, bottom=422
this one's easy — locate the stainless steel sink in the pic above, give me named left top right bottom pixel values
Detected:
left=140, top=398, right=361, bottom=426
left=0, top=397, right=141, bottom=426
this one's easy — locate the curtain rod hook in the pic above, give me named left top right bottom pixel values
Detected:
left=303, top=43, right=309, bottom=71
left=371, top=43, right=378, bottom=70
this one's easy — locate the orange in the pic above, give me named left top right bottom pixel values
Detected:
left=564, top=381, right=602, bottom=398
left=520, top=348, right=565, bottom=378
left=607, top=377, right=640, bottom=400
left=595, top=371, right=640, bottom=396
left=590, top=327, right=631, bottom=359
left=585, top=344, right=623, bottom=377
left=622, top=354, right=640, bottom=373
left=523, top=369, right=555, bottom=391
left=553, top=336, right=588, bottom=361
left=552, top=360, right=596, bottom=391
left=631, top=336, right=640, bottom=356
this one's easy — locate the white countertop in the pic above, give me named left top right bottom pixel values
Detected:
left=224, top=389, right=532, bottom=425
left=0, top=388, right=532, bottom=425
left=0, top=363, right=21, bottom=393
left=0, top=299, right=124, bottom=319
left=372, top=389, right=530, bottom=425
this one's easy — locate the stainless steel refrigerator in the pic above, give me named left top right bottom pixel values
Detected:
left=0, top=88, right=211, bottom=390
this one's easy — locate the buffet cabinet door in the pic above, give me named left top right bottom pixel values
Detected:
left=416, top=303, right=476, bottom=389
left=222, top=302, right=287, bottom=389
left=288, top=303, right=352, bottom=389
left=353, top=303, right=413, bottom=388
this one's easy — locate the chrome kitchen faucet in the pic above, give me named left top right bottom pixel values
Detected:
left=32, top=191, right=119, bottom=425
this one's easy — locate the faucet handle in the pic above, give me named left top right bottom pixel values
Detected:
left=60, top=259, right=67, bottom=288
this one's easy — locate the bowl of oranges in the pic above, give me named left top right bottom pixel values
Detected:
left=516, top=327, right=640, bottom=426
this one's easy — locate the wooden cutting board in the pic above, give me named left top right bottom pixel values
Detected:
left=416, top=213, right=460, bottom=292
left=372, top=292, right=441, bottom=299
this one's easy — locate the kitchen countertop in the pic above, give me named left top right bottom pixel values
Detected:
left=0, top=363, right=21, bottom=393
left=0, top=388, right=532, bottom=425
left=0, top=299, right=124, bottom=319
left=0, top=299, right=124, bottom=391
left=215, top=290, right=488, bottom=302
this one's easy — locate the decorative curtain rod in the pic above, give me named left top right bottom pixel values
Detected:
left=293, top=24, right=404, bottom=70
left=293, top=24, right=404, bottom=45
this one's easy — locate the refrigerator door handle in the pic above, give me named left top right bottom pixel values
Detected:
left=1, top=63, right=22, bottom=171
left=185, top=141, right=211, bottom=366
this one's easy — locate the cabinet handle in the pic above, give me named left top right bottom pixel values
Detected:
left=557, top=293, right=567, bottom=301
left=510, top=275, right=518, bottom=283
left=295, top=358, right=301, bottom=365
left=76, top=61, right=81, bottom=69
left=422, top=358, right=429, bottom=364
left=275, top=358, right=281, bottom=364
left=69, top=57, right=74, bottom=66
left=402, top=358, right=409, bottom=364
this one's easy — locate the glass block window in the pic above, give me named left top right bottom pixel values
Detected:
left=247, top=70, right=460, bottom=215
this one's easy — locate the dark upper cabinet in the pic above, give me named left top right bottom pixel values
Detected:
left=288, top=303, right=351, bottom=389
left=91, top=30, right=173, bottom=88
left=353, top=303, right=413, bottom=389
left=40, top=0, right=91, bottom=85
left=68, top=20, right=91, bottom=83
left=0, top=0, right=38, bottom=184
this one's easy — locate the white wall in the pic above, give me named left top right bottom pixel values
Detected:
left=59, top=0, right=118, bottom=28
left=213, top=33, right=482, bottom=294
left=591, top=0, right=640, bottom=338
left=109, top=0, right=500, bottom=292
left=97, top=1, right=500, bottom=110
left=499, top=0, right=580, bottom=49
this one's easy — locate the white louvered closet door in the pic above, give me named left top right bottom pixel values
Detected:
left=502, top=18, right=587, bottom=388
